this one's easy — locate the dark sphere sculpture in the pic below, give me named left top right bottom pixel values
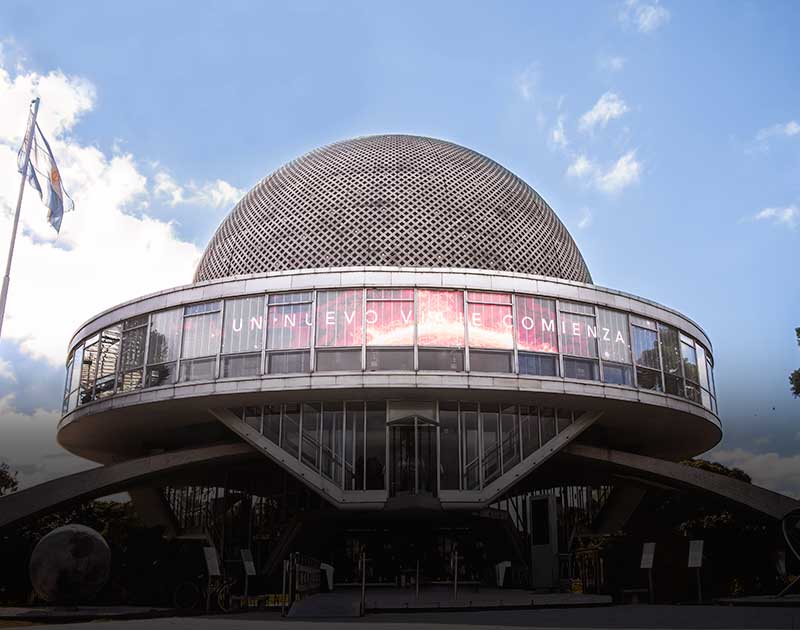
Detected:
left=29, top=524, right=111, bottom=604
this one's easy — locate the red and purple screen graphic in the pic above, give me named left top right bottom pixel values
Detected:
left=417, top=289, right=465, bottom=347
left=366, top=289, right=414, bottom=346
left=516, top=296, right=558, bottom=353
left=315, top=290, right=363, bottom=347
left=466, top=292, right=513, bottom=349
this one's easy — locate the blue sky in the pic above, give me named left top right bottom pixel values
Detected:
left=0, top=0, right=797, bottom=492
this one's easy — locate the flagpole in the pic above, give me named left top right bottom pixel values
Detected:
left=0, top=97, right=40, bottom=342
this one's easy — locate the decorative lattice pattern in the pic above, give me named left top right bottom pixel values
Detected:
left=194, top=135, right=592, bottom=284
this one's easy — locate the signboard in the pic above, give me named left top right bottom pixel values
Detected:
left=227, top=289, right=631, bottom=356
left=640, top=542, right=656, bottom=569
left=203, top=546, right=221, bottom=577
left=242, top=549, right=256, bottom=576
left=688, top=540, right=704, bottom=568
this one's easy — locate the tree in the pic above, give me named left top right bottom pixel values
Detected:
left=0, top=461, right=18, bottom=497
left=791, top=327, right=800, bottom=398
left=681, top=458, right=751, bottom=484
left=615, top=459, right=777, bottom=599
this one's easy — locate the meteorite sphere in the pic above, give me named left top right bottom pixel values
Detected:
left=29, top=524, right=111, bottom=603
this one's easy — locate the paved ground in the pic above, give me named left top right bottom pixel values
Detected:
left=287, top=587, right=612, bottom=616
left=4, top=605, right=800, bottom=629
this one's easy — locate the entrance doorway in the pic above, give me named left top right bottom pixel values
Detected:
left=389, top=415, right=437, bottom=497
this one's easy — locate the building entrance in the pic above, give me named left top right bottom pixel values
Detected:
left=389, top=416, right=437, bottom=497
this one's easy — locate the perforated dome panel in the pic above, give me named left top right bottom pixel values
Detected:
left=194, top=135, right=592, bottom=283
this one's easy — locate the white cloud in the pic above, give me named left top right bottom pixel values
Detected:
left=566, top=150, right=641, bottom=194
left=750, top=205, right=798, bottom=228
left=0, top=60, right=210, bottom=366
left=596, top=150, right=641, bottom=193
left=549, top=115, right=568, bottom=150
left=567, top=154, right=596, bottom=178
left=0, top=358, right=15, bottom=382
left=577, top=208, right=592, bottom=230
left=193, top=179, right=243, bottom=208
left=516, top=64, right=539, bottom=102
left=153, top=171, right=185, bottom=206
left=579, top=92, right=629, bottom=132
left=755, top=120, right=800, bottom=144
left=0, top=66, right=95, bottom=143
left=712, top=448, right=800, bottom=499
left=0, top=394, right=95, bottom=489
left=620, top=0, right=671, bottom=33
left=599, top=55, right=626, bottom=72
left=154, top=172, right=243, bottom=209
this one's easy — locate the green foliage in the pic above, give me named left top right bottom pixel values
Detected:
left=16, top=499, right=141, bottom=546
left=791, top=369, right=800, bottom=398
left=0, top=461, right=145, bottom=604
left=627, top=459, right=777, bottom=597
left=671, top=459, right=758, bottom=535
left=0, top=461, right=18, bottom=497
left=680, top=458, right=751, bottom=484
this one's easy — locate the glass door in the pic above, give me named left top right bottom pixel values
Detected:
left=390, top=421, right=415, bottom=495
left=389, top=415, right=438, bottom=497
left=417, top=421, right=436, bottom=495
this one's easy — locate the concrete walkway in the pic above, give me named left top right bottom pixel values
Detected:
left=5, top=605, right=800, bottom=629
left=285, top=586, right=611, bottom=617
left=0, top=606, right=172, bottom=624
left=363, top=586, right=611, bottom=611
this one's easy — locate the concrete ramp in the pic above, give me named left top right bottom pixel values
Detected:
left=0, top=443, right=255, bottom=529
left=567, top=444, right=800, bottom=520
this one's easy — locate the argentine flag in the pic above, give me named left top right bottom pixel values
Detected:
left=17, top=118, right=74, bottom=233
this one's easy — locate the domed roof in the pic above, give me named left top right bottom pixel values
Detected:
left=194, top=134, right=592, bottom=283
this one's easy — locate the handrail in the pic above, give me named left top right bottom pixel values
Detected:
left=777, top=507, right=800, bottom=597
left=300, top=432, right=349, bottom=469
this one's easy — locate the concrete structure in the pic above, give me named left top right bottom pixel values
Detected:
left=2, top=135, right=795, bottom=592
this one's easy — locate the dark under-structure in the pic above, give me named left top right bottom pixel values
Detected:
left=2, top=135, right=797, bottom=599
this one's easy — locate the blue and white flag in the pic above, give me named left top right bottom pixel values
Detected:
left=17, top=115, right=74, bottom=233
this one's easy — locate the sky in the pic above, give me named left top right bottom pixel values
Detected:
left=0, top=0, right=797, bottom=495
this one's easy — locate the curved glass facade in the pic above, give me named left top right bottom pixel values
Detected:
left=227, top=400, right=581, bottom=494
left=63, top=287, right=717, bottom=416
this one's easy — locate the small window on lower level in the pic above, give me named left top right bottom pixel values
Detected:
left=636, top=366, right=663, bottom=392
left=120, top=368, right=143, bottom=392
left=221, top=353, right=261, bottom=378
left=602, top=362, right=633, bottom=386
left=556, top=409, right=574, bottom=433
left=315, top=348, right=361, bottom=371
left=469, top=350, right=513, bottom=373
left=684, top=381, right=702, bottom=404
left=95, top=375, right=117, bottom=399
left=519, top=352, right=558, bottom=377
left=564, top=357, right=599, bottom=381
left=244, top=406, right=262, bottom=432
left=145, top=362, right=177, bottom=388
left=418, top=348, right=464, bottom=371
left=268, top=350, right=311, bottom=375
left=664, top=374, right=684, bottom=397
left=179, top=357, right=216, bottom=382
left=366, top=348, right=414, bottom=371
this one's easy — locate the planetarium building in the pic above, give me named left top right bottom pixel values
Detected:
left=14, top=134, right=782, bottom=594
